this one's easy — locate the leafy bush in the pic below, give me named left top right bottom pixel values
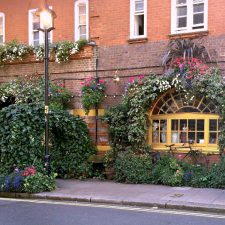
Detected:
left=22, top=172, right=56, bottom=193
left=181, top=162, right=209, bottom=188
left=152, top=155, right=184, bottom=186
left=0, top=166, right=56, bottom=193
left=0, top=103, right=96, bottom=178
left=103, top=104, right=130, bottom=152
left=115, top=151, right=153, bottom=183
left=50, top=110, right=96, bottom=178
left=0, top=103, right=45, bottom=175
left=207, top=158, right=225, bottom=188
left=0, top=75, right=72, bottom=110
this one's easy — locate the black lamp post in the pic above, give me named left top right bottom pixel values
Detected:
left=37, top=4, right=56, bottom=175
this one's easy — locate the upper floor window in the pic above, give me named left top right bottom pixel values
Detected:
left=75, top=0, right=89, bottom=41
left=28, top=9, right=53, bottom=46
left=171, top=0, right=208, bottom=34
left=130, top=0, right=147, bottom=39
left=0, top=13, right=5, bottom=44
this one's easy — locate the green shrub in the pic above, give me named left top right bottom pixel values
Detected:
left=0, top=104, right=96, bottom=178
left=50, top=110, right=96, bottom=178
left=0, top=103, right=44, bottom=174
left=208, top=158, right=225, bottom=189
left=152, top=155, right=184, bottom=186
left=181, top=162, right=210, bottom=188
left=115, top=151, right=153, bottom=183
left=22, top=172, right=56, bottom=193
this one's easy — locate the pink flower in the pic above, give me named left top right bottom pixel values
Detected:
left=60, top=83, right=65, bottom=87
left=99, top=79, right=105, bottom=84
left=129, top=76, right=135, bottom=83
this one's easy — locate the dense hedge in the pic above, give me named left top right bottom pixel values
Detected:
left=0, top=103, right=96, bottom=177
left=115, top=151, right=153, bottom=183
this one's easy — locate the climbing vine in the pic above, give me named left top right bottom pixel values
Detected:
left=105, top=66, right=225, bottom=154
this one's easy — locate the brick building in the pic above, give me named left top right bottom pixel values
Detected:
left=0, top=0, right=225, bottom=155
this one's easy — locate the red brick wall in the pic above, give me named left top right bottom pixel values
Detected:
left=1, top=0, right=225, bottom=45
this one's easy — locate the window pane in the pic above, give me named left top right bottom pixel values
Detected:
left=210, top=120, right=217, bottom=131
left=79, top=15, right=86, bottom=25
left=177, top=6, right=187, bottom=16
left=180, top=120, right=187, bottom=143
left=193, top=13, right=204, bottom=24
left=177, top=17, right=187, bottom=28
left=209, top=133, right=217, bottom=144
left=197, top=132, right=204, bottom=143
left=79, top=25, right=86, bottom=35
left=33, top=22, right=39, bottom=30
left=160, top=120, right=167, bottom=131
left=152, top=120, right=159, bottom=143
left=177, top=0, right=186, bottom=4
left=197, top=120, right=204, bottom=131
left=172, top=120, right=178, bottom=130
left=0, top=17, right=3, bottom=33
left=189, top=120, right=195, bottom=131
left=135, top=0, right=144, bottom=11
left=33, top=40, right=39, bottom=47
left=33, top=31, right=39, bottom=40
left=0, top=35, right=3, bottom=44
left=134, top=14, right=144, bottom=36
left=188, top=132, right=195, bottom=142
left=194, top=3, right=204, bottom=13
left=79, top=4, right=86, bottom=14
left=80, top=34, right=86, bottom=40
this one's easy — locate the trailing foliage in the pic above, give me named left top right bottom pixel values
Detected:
left=0, top=75, right=72, bottom=110
left=115, top=151, right=153, bottom=183
left=0, top=39, right=88, bottom=64
left=103, top=104, right=130, bottom=153
left=105, top=67, right=225, bottom=154
left=81, top=77, right=106, bottom=114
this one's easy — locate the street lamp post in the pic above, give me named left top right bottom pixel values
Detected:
left=37, top=4, right=56, bottom=175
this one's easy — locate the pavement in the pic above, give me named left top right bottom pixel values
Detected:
left=1, top=179, right=225, bottom=214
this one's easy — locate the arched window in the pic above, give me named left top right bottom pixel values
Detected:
left=149, top=89, right=219, bottom=153
left=0, top=12, right=5, bottom=44
left=75, top=0, right=89, bottom=41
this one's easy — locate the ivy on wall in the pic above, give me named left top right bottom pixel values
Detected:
left=105, top=66, right=225, bottom=155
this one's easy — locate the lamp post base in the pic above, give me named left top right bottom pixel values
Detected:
left=44, top=154, right=51, bottom=175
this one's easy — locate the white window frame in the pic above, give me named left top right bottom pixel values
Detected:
left=0, top=12, right=5, bottom=44
left=28, top=8, right=53, bottom=46
left=75, top=0, right=89, bottom=41
left=171, top=0, right=208, bottom=34
left=130, top=0, right=147, bottom=39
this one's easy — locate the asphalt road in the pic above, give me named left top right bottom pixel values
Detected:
left=0, top=198, right=225, bottom=225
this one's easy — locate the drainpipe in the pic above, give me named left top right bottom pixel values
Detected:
left=95, top=57, right=99, bottom=145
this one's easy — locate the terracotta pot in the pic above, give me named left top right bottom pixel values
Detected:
left=104, top=167, right=114, bottom=180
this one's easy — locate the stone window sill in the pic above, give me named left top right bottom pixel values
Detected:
left=169, top=31, right=209, bottom=40
left=127, top=37, right=148, bottom=44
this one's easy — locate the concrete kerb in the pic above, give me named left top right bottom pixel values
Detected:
left=1, top=192, right=225, bottom=214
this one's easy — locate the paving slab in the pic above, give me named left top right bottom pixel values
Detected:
left=1, top=179, right=225, bottom=214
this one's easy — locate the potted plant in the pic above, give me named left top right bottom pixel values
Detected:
left=81, top=77, right=106, bottom=114
left=103, top=150, right=115, bottom=180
